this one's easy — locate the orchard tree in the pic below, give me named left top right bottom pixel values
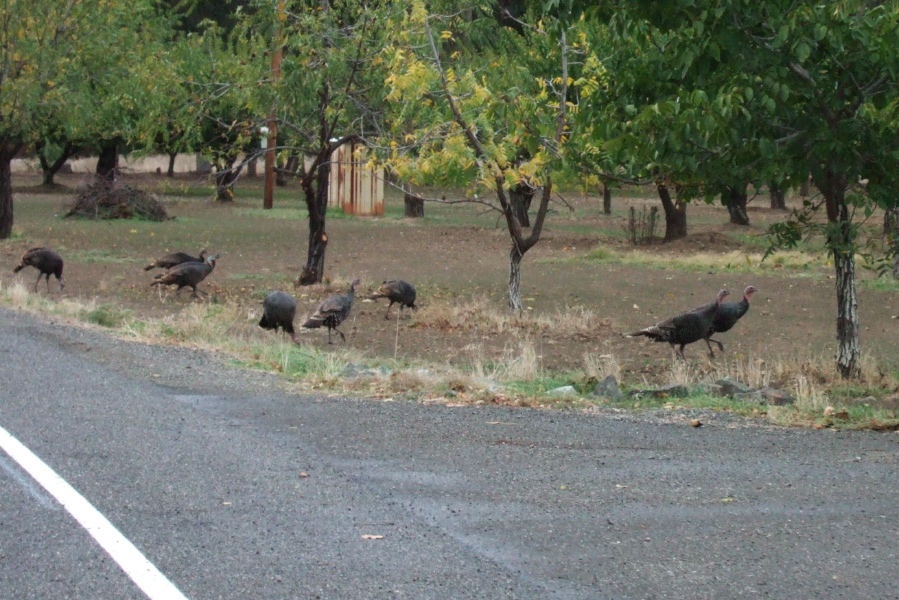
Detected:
left=0, top=0, right=181, bottom=236
left=239, top=0, right=397, bottom=284
left=380, top=1, right=576, bottom=311
left=167, top=25, right=263, bottom=199
left=579, top=0, right=899, bottom=378
left=568, top=14, right=705, bottom=241
left=764, top=1, right=899, bottom=377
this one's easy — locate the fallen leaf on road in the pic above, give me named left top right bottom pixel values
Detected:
left=361, top=534, right=384, bottom=540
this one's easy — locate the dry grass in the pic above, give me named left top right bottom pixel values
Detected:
left=650, top=352, right=895, bottom=402
left=469, top=337, right=542, bottom=382
left=412, top=296, right=612, bottom=336
left=577, top=246, right=830, bottom=275
left=648, top=351, right=899, bottom=428
left=1, top=278, right=99, bottom=319
left=582, top=348, right=622, bottom=381
left=2, top=278, right=897, bottom=429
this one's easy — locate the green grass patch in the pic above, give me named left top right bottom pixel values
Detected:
left=82, top=304, right=134, bottom=328
left=151, top=183, right=212, bottom=198
left=236, top=343, right=348, bottom=382
left=235, top=205, right=403, bottom=222
left=237, top=207, right=305, bottom=220
left=551, top=245, right=830, bottom=275
left=66, top=249, right=141, bottom=264
left=859, top=277, right=899, bottom=292
left=227, top=272, right=276, bottom=281
left=503, top=375, right=577, bottom=396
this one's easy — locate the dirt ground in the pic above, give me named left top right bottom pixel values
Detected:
left=4, top=172, right=898, bottom=388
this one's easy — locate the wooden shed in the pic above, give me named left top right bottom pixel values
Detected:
left=328, top=141, right=384, bottom=216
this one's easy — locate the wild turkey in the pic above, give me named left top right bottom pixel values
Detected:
left=702, top=285, right=758, bottom=356
left=302, top=278, right=360, bottom=343
left=144, top=249, right=206, bottom=271
left=627, top=289, right=730, bottom=360
left=259, top=291, right=299, bottom=343
left=369, top=279, right=417, bottom=319
left=150, top=253, right=219, bottom=298
left=13, top=248, right=65, bottom=292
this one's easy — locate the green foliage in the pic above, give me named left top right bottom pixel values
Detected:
left=379, top=1, right=571, bottom=194
left=574, top=0, right=899, bottom=377
left=1, top=0, right=185, bottom=236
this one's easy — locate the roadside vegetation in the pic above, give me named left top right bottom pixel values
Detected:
left=3, top=205, right=897, bottom=432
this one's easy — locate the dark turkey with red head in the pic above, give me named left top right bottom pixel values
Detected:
left=628, top=289, right=730, bottom=360
left=702, top=285, right=759, bottom=356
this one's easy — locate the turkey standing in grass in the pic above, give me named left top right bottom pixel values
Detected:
left=150, top=253, right=219, bottom=298
left=259, top=291, right=299, bottom=343
left=702, top=285, right=759, bottom=356
left=144, top=249, right=206, bottom=271
left=627, top=289, right=730, bottom=360
left=369, top=279, right=417, bottom=319
left=13, top=248, right=65, bottom=292
left=302, top=278, right=360, bottom=343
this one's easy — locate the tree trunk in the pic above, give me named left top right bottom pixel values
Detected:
left=214, top=160, right=243, bottom=201
left=277, top=153, right=300, bottom=187
left=884, top=207, right=899, bottom=279
left=299, top=160, right=331, bottom=285
left=724, top=184, right=750, bottom=225
left=95, top=142, right=119, bottom=184
left=404, top=192, right=424, bottom=218
left=813, top=166, right=860, bottom=378
left=799, top=174, right=810, bottom=197
left=657, top=182, right=688, bottom=242
left=769, top=181, right=786, bottom=210
left=167, top=152, right=178, bottom=177
left=38, top=141, right=78, bottom=187
left=300, top=216, right=328, bottom=285
left=0, top=143, right=19, bottom=239
left=602, top=181, right=612, bottom=215
left=884, top=207, right=899, bottom=236
left=508, top=246, right=523, bottom=314
left=834, top=249, right=860, bottom=378
left=509, top=182, right=534, bottom=228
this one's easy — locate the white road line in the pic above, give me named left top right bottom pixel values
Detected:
left=0, top=425, right=190, bottom=600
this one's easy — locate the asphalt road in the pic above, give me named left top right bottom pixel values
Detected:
left=1, top=307, right=898, bottom=600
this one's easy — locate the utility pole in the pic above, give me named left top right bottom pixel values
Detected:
left=264, top=0, right=285, bottom=210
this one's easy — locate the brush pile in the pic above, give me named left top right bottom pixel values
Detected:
left=64, top=183, right=170, bottom=221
